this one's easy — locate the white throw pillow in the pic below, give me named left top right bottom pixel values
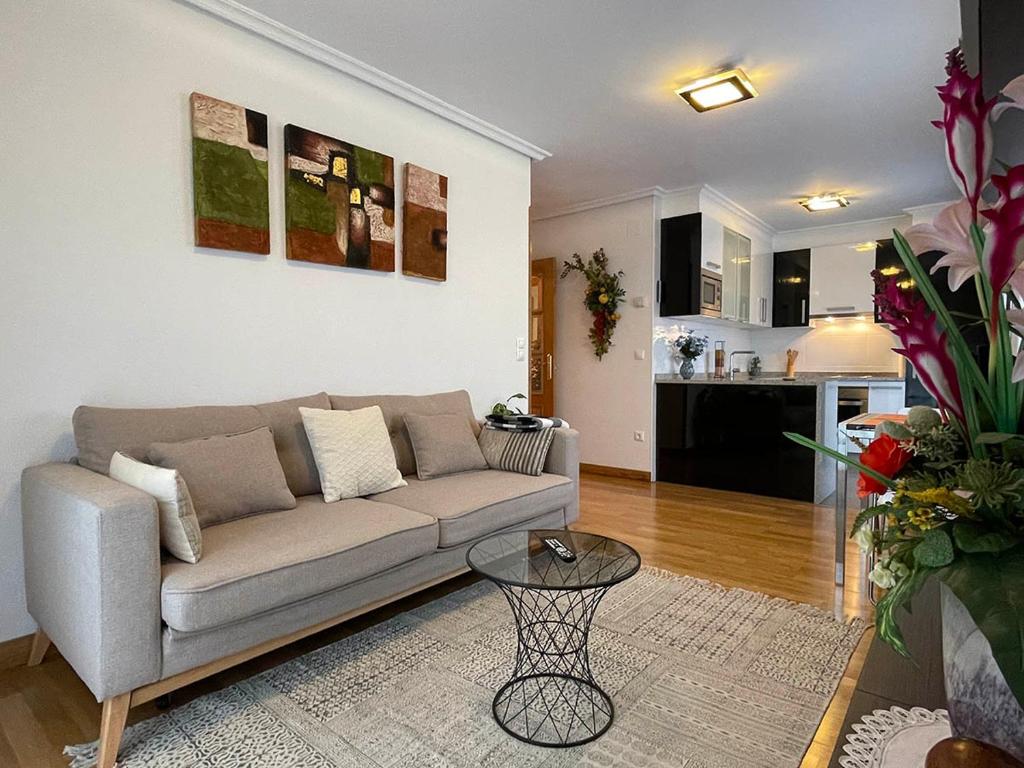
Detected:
left=109, top=451, right=202, bottom=563
left=299, top=406, right=407, bottom=502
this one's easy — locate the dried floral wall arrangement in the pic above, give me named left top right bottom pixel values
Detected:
left=560, top=248, right=626, bottom=359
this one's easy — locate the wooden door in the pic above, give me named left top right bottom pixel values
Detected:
left=530, top=259, right=556, bottom=416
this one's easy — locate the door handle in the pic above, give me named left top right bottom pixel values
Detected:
left=546, top=353, right=553, bottom=380
left=801, top=299, right=807, bottom=324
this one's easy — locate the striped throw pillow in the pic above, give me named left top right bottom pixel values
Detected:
left=478, top=427, right=555, bottom=476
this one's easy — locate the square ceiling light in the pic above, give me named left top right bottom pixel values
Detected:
left=675, top=69, right=757, bottom=112
left=800, top=194, right=850, bottom=212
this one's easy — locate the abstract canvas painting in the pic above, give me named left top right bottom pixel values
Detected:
left=190, top=93, right=270, bottom=254
left=284, top=124, right=396, bottom=271
left=402, top=163, right=448, bottom=281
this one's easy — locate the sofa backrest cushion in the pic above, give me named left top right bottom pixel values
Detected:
left=328, top=390, right=480, bottom=476
left=74, top=403, right=264, bottom=475
left=253, top=392, right=330, bottom=496
left=73, top=393, right=329, bottom=495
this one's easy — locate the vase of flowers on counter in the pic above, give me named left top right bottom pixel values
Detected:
left=673, top=333, right=708, bottom=379
left=786, top=46, right=1024, bottom=760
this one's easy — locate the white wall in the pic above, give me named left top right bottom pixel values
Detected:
left=0, top=0, right=533, bottom=641
left=530, top=198, right=655, bottom=472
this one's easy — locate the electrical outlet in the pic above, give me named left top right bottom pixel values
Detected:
left=633, top=430, right=645, bottom=442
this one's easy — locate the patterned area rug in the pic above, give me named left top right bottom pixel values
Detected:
left=67, top=567, right=864, bottom=767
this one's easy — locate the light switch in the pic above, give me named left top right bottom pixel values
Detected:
left=515, top=336, right=526, bottom=361
left=632, top=296, right=647, bottom=308
left=634, top=349, right=646, bottom=360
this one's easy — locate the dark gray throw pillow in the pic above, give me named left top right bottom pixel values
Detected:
left=148, top=426, right=296, bottom=527
left=478, top=427, right=555, bottom=476
left=403, top=412, right=488, bottom=480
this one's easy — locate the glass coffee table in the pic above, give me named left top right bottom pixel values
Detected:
left=466, top=529, right=641, bottom=747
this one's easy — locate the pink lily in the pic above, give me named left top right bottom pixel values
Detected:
left=980, top=166, right=1024, bottom=326
left=904, top=199, right=978, bottom=291
left=993, top=73, right=1024, bottom=120
left=934, top=48, right=995, bottom=219
left=875, top=277, right=964, bottom=422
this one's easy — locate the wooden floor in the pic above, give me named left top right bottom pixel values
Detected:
left=0, top=474, right=872, bottom=767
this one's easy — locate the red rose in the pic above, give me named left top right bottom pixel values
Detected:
left=857, top=433, right=911, bottom=498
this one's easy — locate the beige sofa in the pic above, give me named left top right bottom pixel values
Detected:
left=21, top=390, right=579, bottom=768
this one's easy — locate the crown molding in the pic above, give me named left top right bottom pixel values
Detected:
left=176, top=0, right=551, bottom=161
left=530, top=186, right=669, bottom=222
left=698, top=185, right=776, bottom=236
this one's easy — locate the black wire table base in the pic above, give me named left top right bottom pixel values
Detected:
left=491, top=583, right=613, bottom=747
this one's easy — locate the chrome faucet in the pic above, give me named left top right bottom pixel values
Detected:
left=729, top=350, right=757, bottom=380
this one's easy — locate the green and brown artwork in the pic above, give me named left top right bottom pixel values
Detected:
left=284, top=125, right=395, bottom=271
left=402, top=163, right=448, bottom=281
left=190, top=92, right=270, bottom=254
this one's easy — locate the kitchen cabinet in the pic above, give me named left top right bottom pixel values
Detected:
left=722, top=227, right=751, bottom=323
left=656, top=383, right=817, bottom=501
left=809, top=243, right=875, bottom=317
left=658, top=213, right=702, bottom=317
left=772, top=249, right=811, bottom=327
left=750, top=246, right=772, bottom=327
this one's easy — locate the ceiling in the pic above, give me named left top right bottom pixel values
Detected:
left=235, top=0, right=962, bottom=231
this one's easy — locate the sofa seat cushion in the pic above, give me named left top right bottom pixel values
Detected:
left=161, top=496, right=438, bottom=633
left=369, top=470, right=573, bottom=547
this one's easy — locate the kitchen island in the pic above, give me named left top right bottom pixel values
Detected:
left=655, top=372, right=904, bottom=502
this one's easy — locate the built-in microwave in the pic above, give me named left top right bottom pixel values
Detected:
left=700, top=270, right=722, bottom=317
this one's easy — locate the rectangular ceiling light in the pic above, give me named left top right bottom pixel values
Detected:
left=675, top=69, right=757, bottom=112
left=800, top=194, right=850, bottom=212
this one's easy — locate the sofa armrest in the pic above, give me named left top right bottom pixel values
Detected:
left=22, top=462, right=162, bottom=701
left=545, top=429, right=580, bottom=524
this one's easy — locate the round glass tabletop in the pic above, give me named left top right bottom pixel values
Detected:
left=466, top=529, right=641, bottom=590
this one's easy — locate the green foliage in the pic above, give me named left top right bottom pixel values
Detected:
left=954, top=459, right=1024, bottom=509
left=560, top=249, right=626, bottom=359
left=906, top=405, right=943, bottom=433
left=953, top=523, right=1018, bottom=554
left=913, top=528, right=955, bottom=567
left=490, top=393, right=527, bottom=416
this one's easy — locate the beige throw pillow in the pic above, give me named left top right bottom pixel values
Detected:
left=404, top=412, right=488, bottom=480
left=148, top=426, right=296, bottom=527
left=109, top=451, right=202, bottom=563
left=299, top=406, right=407, bottom=501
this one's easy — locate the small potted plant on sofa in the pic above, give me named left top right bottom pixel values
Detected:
left=786, top=47, right=1024, bottom=760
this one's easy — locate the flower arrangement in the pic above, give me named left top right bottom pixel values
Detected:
left=673, top=333, right=709, bottom=361
left=786, top=47, right=1024, bottom=714
left=560, top=248, right=626, bottom=359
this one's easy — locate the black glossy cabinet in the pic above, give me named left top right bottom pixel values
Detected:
left=659, top=213, right=702, bottom=317
left=656, top=383, right=817, bottom=502
left=772, top=249, right=810, bottom=327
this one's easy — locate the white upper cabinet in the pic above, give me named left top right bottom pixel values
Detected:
left=722, top=227, right=752, bottom=323
left=809, top=243, right=876, bottom=317
left=750, top=246, right=773, bottom=327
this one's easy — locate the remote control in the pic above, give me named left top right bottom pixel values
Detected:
left=543, top=537, right=576, bottom=562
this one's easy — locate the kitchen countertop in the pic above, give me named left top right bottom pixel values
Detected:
left=655, top=371, right=902, bottom=386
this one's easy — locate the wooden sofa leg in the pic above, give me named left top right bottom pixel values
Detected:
left=97, top=693, right=131, bottom=768
left=26, top=629, right=50, bottom=666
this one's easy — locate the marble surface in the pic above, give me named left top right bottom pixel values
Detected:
left=655, top=371, right=902, bottom=386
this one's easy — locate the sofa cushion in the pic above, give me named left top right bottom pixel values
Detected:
left=404, top=412, right=487, bottom=480
left=148, top=426, right=296, bottom=527
left=73, top=402, right=265, bottom=475
left=254, top=392, right=331, bottom=496
left=329, top=391, right=480, bottom=477
left=369, top=470, right=573, bottom=547
left=161, top=495, right=438, bottom=632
